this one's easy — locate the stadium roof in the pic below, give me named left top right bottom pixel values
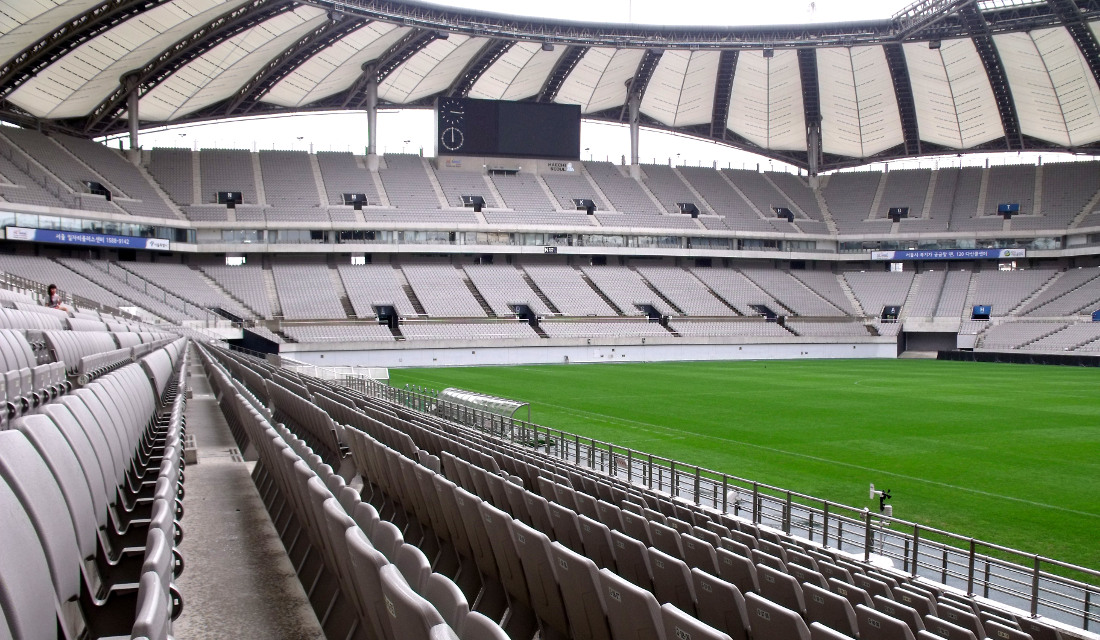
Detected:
left=4, top=0, right=1100, bottom=170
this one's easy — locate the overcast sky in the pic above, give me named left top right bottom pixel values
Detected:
left=118, top=0, right=1089, bottom=172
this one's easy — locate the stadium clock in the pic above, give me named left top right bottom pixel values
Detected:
left=438, top=98, right=466, bottom=151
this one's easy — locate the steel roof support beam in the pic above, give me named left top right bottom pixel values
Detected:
left=1047, top=0, right=1100, bottom=92
left=0, top=0, right=176, bottom=100
left=798, top=48, right=820, bottom=172
left=447, top=39, right=514, bottom=97
left=959, top=1, right=1022, bottom=150
left=536, top=45, right=588, bottom=103
left=884, top=43, right=922, bottom=157
left=709, top=50, right=738, bottom=140
left=227, top=16, right=368, bottom=116
left=81, top=0, right=297, bottom=137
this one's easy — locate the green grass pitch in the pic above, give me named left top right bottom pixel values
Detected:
left=389, top=359, right=1100, bottom=572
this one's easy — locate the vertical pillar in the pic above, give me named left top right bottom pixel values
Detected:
left=807, top=119, right=822, bottom=187
left=125, top=74, right=140, bottom=165
left=628, top=90, right=641, bottom=179
left=363, top=65, right=380, bottom=172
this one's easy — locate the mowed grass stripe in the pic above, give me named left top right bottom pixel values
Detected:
left=389, top=359, right=1100, bottom=570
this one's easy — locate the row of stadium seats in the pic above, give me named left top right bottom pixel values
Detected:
left=0, top=127, right=1098, bottom=234
left=0, top=337, right=188, bottom=640
left=200, top=345, right=1070, bottom=640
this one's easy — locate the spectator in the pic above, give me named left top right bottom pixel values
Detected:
left=45, top=284, right=69, bottom=311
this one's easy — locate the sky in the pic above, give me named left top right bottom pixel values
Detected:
left=105, top=0, right=1095, bottom=172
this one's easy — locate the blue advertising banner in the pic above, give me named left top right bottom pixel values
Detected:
left=871, top=248, right=1025, bottom=261
left=5, top=226, right=169, bottom=251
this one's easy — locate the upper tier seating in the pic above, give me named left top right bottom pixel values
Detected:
left=316, top=151, right=381, bottom=206
left=585, top=162, right=662, bottom=214
left=969, top=269, right=1057, bottom=316
left=259, top=151, right=323, bottom=211
left=489, top=173, right=557, bottom=212
left=148, top=148, right=194, bottom=206
left=380, top=155, right=440, bottom=209
left=642, top=164, right=703, bottom=214
left=843, top=272, right=915, bottom=317
left=635, top=266, right=736, bottom=316
left=433, top=169, right=497, bottom=208
left=198, top=149, right=257, bottom=204
left=53, top=134, right=179, bottom=219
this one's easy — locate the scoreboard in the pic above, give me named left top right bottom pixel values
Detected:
left=436, top=97, right=580, bottom=160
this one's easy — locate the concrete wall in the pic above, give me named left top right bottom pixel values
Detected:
left=287, top=340, right=897, bottom=369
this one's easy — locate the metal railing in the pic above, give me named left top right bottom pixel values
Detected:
left=338, top=376, right=1100, bottom=633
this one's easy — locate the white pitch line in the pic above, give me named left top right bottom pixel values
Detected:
left=533, top=399, right=1100, bottom=520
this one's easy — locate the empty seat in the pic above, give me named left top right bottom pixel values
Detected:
left=874, top=594, right=925, bottom=636
left=757, top=563, right=806, bottom=617
left=547, top=542, right=612, bottom=640
left=830, top=577, right=873, bottom=609
left=647, top=547, right=696, bottom=615
left=923, top=614, right=979, bottom=640
left=610, top=529, right=653, bottom=591
left=745, top=592, right=811, bottom=640
left=597, top=568, right=666, bottom=640
left=691, top=568, right=750, bottom=640
left=986, top=618, right=1036, bottom=640
left=661, top=603, right=733, bottom=640
left=810, top=621, right=858, bottom=640
left=803, top=582, right=859, bottom=638
left=857, top=604, right=917, bottom=640
left=379, top=563, right=448, bottom=640
left=934, top=602, right=986, bottom=640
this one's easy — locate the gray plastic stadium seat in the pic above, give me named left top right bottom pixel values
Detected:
left=509, top=519, right=571, bottom=638
left=681, top=533, right=719, bottom=575
left=854, top=574, right=895, bottom=600
left=610, top=529, right=653, bottom=591
left=395, top=543, right=432, bottom=592
left=647, top=547, right=696, bottom=615
left=894, top=586, right=938, bottom=617
left=1018, top=617, right=1064, bottom=640
left=717, top=547, right=760, bottom=594
left=810, top=621, right=858, bottom=640
left=422, top=573, right=469, bottom=635
left=547, top=542, right=612, bottom=640
left=818, top=561, right=854, bottom=584
left=130, top=571, right=171, bottom=640
left=523, top=491, right=556, bottom=537
left=0, top=474, right=57, bottom=639
left=690, top=568, right=750, bottom=640
left=459, top=611, right=508, bottom=640
left=830, top=577, right=874, bottom=609
left=597, top=568, right=666, bottom=640
left=577, top=514, right=617, bottom=570
left=379, top=564, right=447, bottom=640
left=922, top=615, right=978, bottom=640
left=661, top=603, right=733, bottom=640
left=789, top=562, right=829, bottom=589
left=649, top=521, right=685, bottom=560
left=986, top=618, right=1035, bottom=640
left=803, top=582, right=859, bottom=638
left=857, top=604, right=917, bottom=640
left=549, top=500, right=585, bottom=553
left=596, top=500, right=624, bottom=532
left=757, top=563, right=806, bottom=616
left=935, top=602, right=986, bottom=639
left=621, top=509, right=653, bottom=546
left=874, top=594, right=925, bottom=635
left=744, top=591, right=811, bottom=640
left=752, top=547, right=787, bottom=571
left=346, top=527, right=397, bottom=640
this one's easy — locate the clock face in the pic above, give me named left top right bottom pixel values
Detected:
left=440, top=126, right=465, bottom=151
left=439, top=98, right=465, bottom=126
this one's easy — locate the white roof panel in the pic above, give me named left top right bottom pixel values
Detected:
left=0, top=0, right=101, bottom=66
left=818, top=46, right=904, bottom=158
left=7, top=0, right=249, bottom=119
left=904, top=38, right=1004, bottom=149
left=468, top=41, right=563, bottom=101
left=140, top=6, right=327, bottom=121
left=727, top=49, right=806, bottom=151
left=997, top=27, right=1100, bottom=147
left=262, top=22, right=410, bottom=108
left=640, top=49, right=718, bottom=127
left=554, top=47, right=644, bottom=114
left=378, top=35, right=487, bottom=104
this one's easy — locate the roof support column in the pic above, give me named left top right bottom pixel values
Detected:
left=363, top=64, right=379, bottom=171
left=627, top=88, right=641, bottom=179
left=807, top=120, right=822, bottom=184
left=124, top=74, right=140, bottom=165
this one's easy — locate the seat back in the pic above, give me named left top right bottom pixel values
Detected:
left=874, top=594, right=925, bottom=636
left=856, top=604, right=917, bottom=640
left=379, top=564, right=446, bottom=640
left=597, top=568, right=665, bottom=640
left=691, top=567, right=750, bottom=640
left=647, top=546, right=696, bottom=615
left=744, top=591, right=811, bottom=640
left=547, top=542, right=611, bottom=640
left=661, top=603, right=734, bottom=640
left=803, top=581, right=859, bottom=638
left=757, top=563, right=806, bottom=616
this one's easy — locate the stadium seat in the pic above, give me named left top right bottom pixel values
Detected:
left=647, top=546, right=696, bottom=615
left=744, top=591, right=811, bottom=640
left=803, top=582, right=859, bottom=638
left=681, top=533, right=720, bottom=575
left=597, top=568, right=666, bottom=640
left=922, top=614, right=979, bottom=640
left=661, top=603, right=734, bottom=640
left=690, top=567, right=750, bottom=640
left=757, top=562, right=806, bottom=616
left=874, top=594, right=925, bottom=635
left=577, top=514, right=618, bottom=570
left=857, top=603, right=917, bottom=640
left=379, top=564, right=448, bottom=640
left=717, top=547, right=760, bottom=594
left=610, top=529, right=653, bottom=591
left=830, top=577, right=874, bottom=609
left=547, top=541, right=612, bottom=640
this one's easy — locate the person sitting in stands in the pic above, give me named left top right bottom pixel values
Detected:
left=45, top=284, right=68, bottom=311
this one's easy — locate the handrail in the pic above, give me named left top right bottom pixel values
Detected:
left=340, top=376, right=1100, bottom=633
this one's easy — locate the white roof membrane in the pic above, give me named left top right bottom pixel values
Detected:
left=554, top=47, right=645, bottom=114
left=727, top=49, right=806, bottom=151
left=817, top=46, right=904, bottom=158
left=379, top=34, right=487, bottom=103
left=640, top=49, right=719, bottom=128
left=904, top=38, right=1004, bottom=149
left=468, top=41, right=563, bottom=101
